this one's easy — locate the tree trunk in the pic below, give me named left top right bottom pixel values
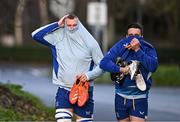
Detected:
left=74, top=0, right=88, bottom=25
left=14, top=0, right=27, bottom=46
left=39, top=0, right=49, bottom=25
left=108, top=16, right=115, bottom=46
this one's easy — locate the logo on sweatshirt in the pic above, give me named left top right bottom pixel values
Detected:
left=123, top=43, right=129, bottom=47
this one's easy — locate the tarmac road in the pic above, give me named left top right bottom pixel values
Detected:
left=0, top=65, right=180, bottom=121
left=93, top=85, right=180, bottom=121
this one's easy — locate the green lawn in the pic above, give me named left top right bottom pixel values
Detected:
left=152, top=65, right=180, bottom=86
left=0, top=83, right=55, bottom=121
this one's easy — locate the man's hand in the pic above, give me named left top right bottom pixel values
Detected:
left=76, top=74, right=88, bottom=83
left=125, top=38, right=140, bottom=52
left=120, top=66, right=129, bottom=75
left=58, top=15, right=68, bottom=27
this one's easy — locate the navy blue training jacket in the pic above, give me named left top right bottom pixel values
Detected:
left=100, top=35, right=158, bottom=96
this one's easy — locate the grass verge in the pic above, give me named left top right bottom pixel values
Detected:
left=0, top=83, right=55, bottom=121
left=152, top=65, right=180, bottom=86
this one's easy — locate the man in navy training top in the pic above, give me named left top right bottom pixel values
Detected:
left=100, top=23, right=158, bottom=122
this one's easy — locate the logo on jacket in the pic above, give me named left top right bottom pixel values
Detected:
left=123, top=43, right=129, bottom=47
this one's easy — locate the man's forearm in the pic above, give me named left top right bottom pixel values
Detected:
left=85, top=65, right=105, bottom=80
left=135, top=49, right=158, bottom=72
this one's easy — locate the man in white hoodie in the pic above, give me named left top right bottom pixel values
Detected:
left=32, top=14, right=104, bottom=122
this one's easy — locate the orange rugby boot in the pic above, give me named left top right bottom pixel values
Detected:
left=78, top=81, right=89, bottom=107
left=69, top=79, right=81, bottom=104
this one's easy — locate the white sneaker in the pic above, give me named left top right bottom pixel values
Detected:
left=128, top=61, right=139, bottom=80
left=135, top=73, right=146, bottom=91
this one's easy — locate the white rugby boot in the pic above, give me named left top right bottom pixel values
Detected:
left=128, top=60, right=139, bottom=80
left=128, top=60, right=146, bottom=91
left=135, top=73, right=146, bottom=91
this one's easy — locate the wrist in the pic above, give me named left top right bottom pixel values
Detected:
left=84, top=73, right=89, bottom=81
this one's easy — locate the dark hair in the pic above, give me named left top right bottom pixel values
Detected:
left=127, top=23, right=143, bottom=35
left=67, top=14, right=77, bottom=19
